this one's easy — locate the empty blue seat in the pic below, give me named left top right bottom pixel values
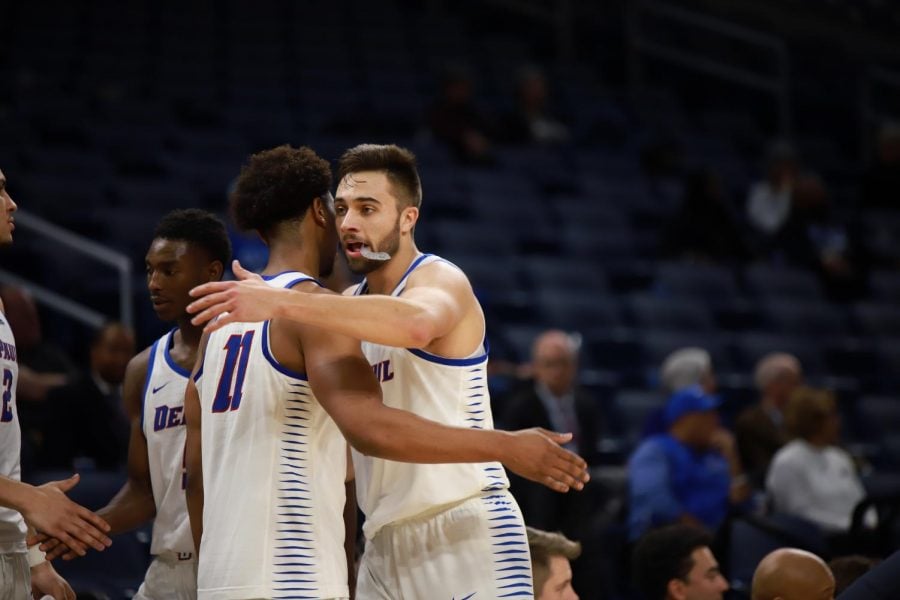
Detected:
left=868, top=270, right=900, bottom=302
left=628, top=294, right=715, bottom=332
left=536, top=290, right=621, bottom=331
left=432, top=222, right=517, bottom=257
left=853, top=303, right=900, bottom=337
left=520, top=257, right=606, bottom=293
left=745, top=264, right=823, bottom=300
left=656, top=262, right=740, bottom=300
left=612, top=389, right=665, bottom=448
left=761, top=299, right=848, bottom=335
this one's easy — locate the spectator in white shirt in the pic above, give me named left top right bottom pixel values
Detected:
left=746, top=141, right=798, bottom=236
left=766, top=387, right=869, bottom=532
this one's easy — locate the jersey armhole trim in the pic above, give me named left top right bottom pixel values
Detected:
left=261, top=320, right=308, bottom=381
left=140, top=338, right=161, bottom=432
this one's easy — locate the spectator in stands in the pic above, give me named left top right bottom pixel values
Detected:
left=643, top=347, right=718, bottom=439
left=37, top=322, right=135, bottom=470
left=632, top=524, right=729, bottom=600
left=527, top=527, right=581, bottom=600
left=829, top=555, right=878, bottom=596
left=751, top=548, right=835, bottom=600
left=502, top=330, right=600, bottom=461
left=499, top=66, right=570, bottom=145
left=628, top=385, right=749, bottom=541
left=665, top=169, right=751, bottom=263
left=776, top=172, right=867, bottom=301
left=766, top=387, right=871, bottom=533
left=502, top=330, right=600, bottom=537
left=861, top=122, right=900, bottom=211
left=0, top=285, right=75, bottom=404
left=427, top=64, right=495, bottom=165
left=0, top=285, right=77, bottom=468
left=746, top=140, right=798, bottom=238
left=736, top=353, right=802, bottom=488
left=661, top=347, right=717, bottom=394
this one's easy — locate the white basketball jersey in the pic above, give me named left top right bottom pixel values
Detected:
left=0, top=311, right=25, bottom=554
left=351, top=254, right=509, bottom=539
left=141, top=328, right=194, bottom=559
left=196, top=272, right=348, bottom=600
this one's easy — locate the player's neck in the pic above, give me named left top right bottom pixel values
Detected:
left=263, top=243, right=321, bottom=280
left=363, top=242, right=420, bottom=295
left=176, top=318, right=203, bottom=349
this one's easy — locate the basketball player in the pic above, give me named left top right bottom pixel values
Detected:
left=0, top=168, right=111, bottom=599
left=187, top=144, right=587, bottom=598
left=185, top=146, right=587, bottom=600
left=37, top=210, right=231, bottom=598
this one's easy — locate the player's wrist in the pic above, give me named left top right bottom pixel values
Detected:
left=27, top=543, right=47, bottom=567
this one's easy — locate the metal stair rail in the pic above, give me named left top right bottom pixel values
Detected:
left=627, top=0, right=791, bottom=135
left=0, top=209, right=133, bottom=329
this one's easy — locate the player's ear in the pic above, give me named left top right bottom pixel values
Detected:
left=400, top=205, right=418, bottom=235
left=312, top=196, right=329, bottom=227
left=208, top=260, right=225, bottom=281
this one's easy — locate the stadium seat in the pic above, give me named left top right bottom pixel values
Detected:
left=628, top=293, right=716, bottom=332
left=744, top=264, right=823, bottom=300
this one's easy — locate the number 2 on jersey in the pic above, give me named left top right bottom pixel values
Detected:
left=0, top=369, right=13, bottom=422
left=211, top=331, right=255, bottom=413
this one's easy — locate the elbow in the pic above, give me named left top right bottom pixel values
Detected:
left=406, top=316, right=436, bottom=348
left=345, top=427, right=392, bottom=459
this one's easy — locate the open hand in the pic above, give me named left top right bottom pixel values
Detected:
left=502, top=428, right=590, bottom=493
left=188, top=260, right=284, bottom=333
left=22, top=475, right=111, bottom=557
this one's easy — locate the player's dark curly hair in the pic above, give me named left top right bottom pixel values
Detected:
left=153, top=208, right=231, bottom=267
left=230, top=145, right=332, bottom=236
left=337, top=144, right=422, bottom=209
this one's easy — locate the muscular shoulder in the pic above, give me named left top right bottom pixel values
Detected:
left=404, top=258, right=474, bottom=295
left=126, top=346, right=153, bottom=383
left=123, top=346, right=153, bottom=419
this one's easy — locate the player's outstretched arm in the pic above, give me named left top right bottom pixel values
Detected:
left=303, top=324, right=589, bottom=493
left=38, top=351, right=157, bottom=560
left=188, top=259, right=463, bottom=349
left=2, top=475, right=111, bottom=557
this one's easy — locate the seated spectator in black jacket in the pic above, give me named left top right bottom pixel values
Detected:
left=499, top=66, right=570, bottom=145
left=501, top=330, right=601, bottom=537
left=665, top=169, right=751, bottom=263
left=37, top=322, right=135, bottom=470
left=427, top=65, right=495, bottom=165
left=775, top=172, right=868, bottom=301
left=861, top=122, right=900, bottom=212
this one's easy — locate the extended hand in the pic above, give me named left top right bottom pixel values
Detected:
left=22, top=475, right=111, bottom=557
left=502, top=428, right=590, bottom=493
left=188, top=260, right=285, bottom=333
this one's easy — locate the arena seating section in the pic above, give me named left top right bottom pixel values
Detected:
left=1, top=0, right=899, bottom=597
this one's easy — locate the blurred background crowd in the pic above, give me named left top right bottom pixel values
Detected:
left=1, top=0, right=900, bottom=597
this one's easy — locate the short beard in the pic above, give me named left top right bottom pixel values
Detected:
left=346, top=219, right=401, bottom=275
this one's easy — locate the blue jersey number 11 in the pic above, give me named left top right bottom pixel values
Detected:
left=211, top=331, right=255, bottom=413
